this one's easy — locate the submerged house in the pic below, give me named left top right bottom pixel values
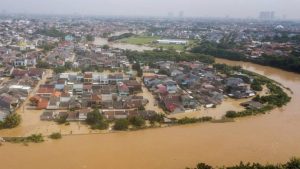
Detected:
left=0, top=93, right=19, bottom=120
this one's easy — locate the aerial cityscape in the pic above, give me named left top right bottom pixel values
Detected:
left=0, top=0, right=300, bottom=169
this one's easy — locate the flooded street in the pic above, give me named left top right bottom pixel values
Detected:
left=1, top=59, right=300, bottom=169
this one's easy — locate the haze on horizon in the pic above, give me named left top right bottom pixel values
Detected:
left=0, top=0, right=300, bottom=19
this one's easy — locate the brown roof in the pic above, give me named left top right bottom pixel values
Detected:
left=37, top=88, right=55, bottom=94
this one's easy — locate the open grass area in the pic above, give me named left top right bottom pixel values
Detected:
left=120, top=35, right=197, bottom=52
left=151, top=44, right=186, bottom=51
left=119, top=36, right=161, bottom=45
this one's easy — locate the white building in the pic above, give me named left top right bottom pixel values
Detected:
left=156, top=39, right=188, bottom=45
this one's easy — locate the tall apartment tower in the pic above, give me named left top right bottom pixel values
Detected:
left=259, top=11, right=275, bottom=20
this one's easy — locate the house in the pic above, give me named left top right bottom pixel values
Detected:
left=36, top=87, right=55, bottom=98
left=13, top=58, right=27, bottom=67
left=117, top=82, right=129, bottom=96
left=171, top=69, right=183, bottom=77
left=73, top=83, right=83, bottom=95
left=47, top=96, right=60, bottom=110
left=12, top=69, right=28, bottom=78
left=84, top=72, right=93, bottom=83
left=181, top=94, right=197, bottom=108
left=77, top=109, right=91, bottom=121
left=164, top=80, right=178, bottom=94
left=69, top=98, right=82, bottom=110
left=124, top=80, right=142, bottom=93
left=241, top=101, right=264, bottom=110
left=83, top=84, right=92, bottom=93
left=102, top=109, right=139, bottom=119
left=55, top=79, right=66, bottom=90
left=0, top=90, right=17, bottom=121
left=25, top=68, right=43, bottom=78
left=60, top=92, right=71, bottom=102
left=9, top=85, right=31, bottom=99
left=40, top=110, right=56, bottom=121
left=161, top=94, right=183, bottom=113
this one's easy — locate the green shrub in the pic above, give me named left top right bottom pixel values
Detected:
left=2, top=113, right=21, bottom=129
left=26, top=134, right=44, bottom=143
left=49, top=132, right=62, bottom=139
left=129, top=116, right=145, bottom=128
left=113, top=119, right=129, bottom=131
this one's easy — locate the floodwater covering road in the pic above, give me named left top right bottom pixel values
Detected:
left=1, top=58, right=300, bottom=169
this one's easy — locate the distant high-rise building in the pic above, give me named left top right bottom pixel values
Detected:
left=168, top=12, right=174, bottom=18
left=179, top=11, right=184, bottom=18
left=259, top=11, right=275, bottom=20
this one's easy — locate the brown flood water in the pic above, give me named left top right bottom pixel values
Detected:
left=1, top=58, right=300, bottom=169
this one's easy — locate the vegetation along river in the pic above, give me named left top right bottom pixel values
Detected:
left=1, top=58, right=300, bottom=169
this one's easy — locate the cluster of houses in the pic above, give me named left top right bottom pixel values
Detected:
left=0, top=67, right=45, bottom=121
left=74, top=46, right=130, bottom=70
left=30, top=72, right=150, bottom=121
left=143, top=61, right=256, bottom=113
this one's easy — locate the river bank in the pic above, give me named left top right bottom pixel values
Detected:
left=1, top=58, right=300, bottom=169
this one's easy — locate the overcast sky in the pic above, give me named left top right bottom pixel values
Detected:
left=1, top=0, right=300, bottom=19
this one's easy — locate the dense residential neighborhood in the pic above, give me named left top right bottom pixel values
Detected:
left=0, top=15, right=293, bottom=136
left=1, top=1, right=300, bottom=169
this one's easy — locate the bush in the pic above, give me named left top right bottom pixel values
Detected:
left=91, top=120, right=109, bottom=130
left=113, top=119, right=129, bottom=131
left=187, top=158, right=300, bottom=169
left=2, top=113, right=21, bottom=129
left=129, top=116, right=145, bottom=128
left=26, top=134, right=44, bottom=143
left=49, top=132, right=62, bottom=139
left=149, top=113, right=165, bottom=124
left=177, top=117, right=213, bottom=125
left=56, top=114, right=68, bottom=124
left=0, top=121, right=3, bottom=129
left=225, top=111, right=238, bottom=118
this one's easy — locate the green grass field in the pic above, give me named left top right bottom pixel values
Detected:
left=120, top=36, right=161, bottom=45
left=119, top=35, right=196, bottom=52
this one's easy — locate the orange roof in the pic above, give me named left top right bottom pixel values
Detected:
left=37, top=99, right=49, bottom=109
left=52, top=91, right=62, bottom=97
left=30, top=95, right=42, bottom=102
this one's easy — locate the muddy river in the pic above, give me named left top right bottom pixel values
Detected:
left=1, top=59, right=300, bottom=169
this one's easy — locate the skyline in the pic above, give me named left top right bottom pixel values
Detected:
left=0, top=0, right=300, bottom=19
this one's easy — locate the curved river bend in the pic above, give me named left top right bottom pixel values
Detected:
left=1, top=58, right=300, bottom=169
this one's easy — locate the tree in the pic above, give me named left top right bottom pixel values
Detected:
left=86, top=109, right=109, bottom=130
left=195, top=163, right=213, bottom=169
left=36, top=60, right=50, bottom=69
left=251, top=79, right=263, bottom=91
left=54, top=66, right=66, bottom=74
left=113, top=119, right=129, bottom=130
left=129, top=116, right=145, bottom=128
left=2, top=113, right=21, bottom=128
left=149, top=113, right=165, bottom=124
left=132, top=62, right=143, bottom=77
left=102, top=44, right=110, bottom=50
left=56, top=114, right=68, bottom=124
left=285, top=158, right=300, bottom=169
left=86, top=34, right=95, bottom=42
left=86, top=109, right=103, bottom=125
